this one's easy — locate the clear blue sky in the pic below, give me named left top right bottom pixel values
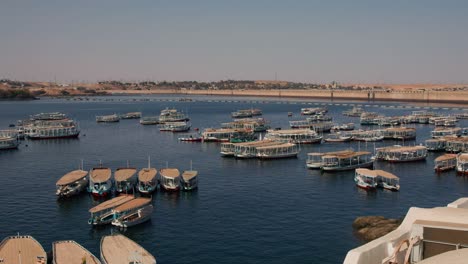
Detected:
left=1, top=0, right=467, bottom=83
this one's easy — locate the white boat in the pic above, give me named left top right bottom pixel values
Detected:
left=140, top=116, right=160, bottom=125
left=159, top=168, right=181, bottom=191
left=232, top=140, right=279, bottom=158
left=354, top=169, right=378, bottom=190
left=264, top=129, right=322, bottom=144
left=26, top=124, right=80, bottom=139
left=301, top=107, right=327, bottom=115
left=111, top=197, right=153, bottom=228
left=456, top=153, right=468, bottom=175
left=431, top=127, right=462, bottom=138
left=231, top=109, right=253, bottom=118
left=0, top=136, right=19, bottom=150
left=0, top=235, right=47, bottom=264
left=350, top=130, right=384, bottom=142
left=256, top=143, right=299, bottom=159
left=181, top=161, right=198, bottom=191
left=31, top=112, right=67, bottom=120
left=159, top=108, right=189, bottom=123
left=434, top=154, right=457, bottom=172
left=159, top=121, right=191, bottom=132
left=324, top=133, right=352, bottom=142
left=380, top=127, right=416, bottom=140
left=137, top=157, right=158, bottom=195
left=100, top=234, right=156, bottom=264
left=178, top=132, right=202, bottom=142
left=56, top=169, right=88, bottom=198
left=374, top=145, right=428, bottom=163
left=52, top=240, right=101, bottom=264
left=114, top=167, right=137, bottom=194
left=202, top=128, right=254, bottom=142
left=120, top=112, right=142, bottom=119
left=331, top=123, right=355, bottom=131
left=343, top=106, right=364, bottom=117
left=355, top=169, right=400, bottom=191
left=321, top=151, right=374, bottom=171
left=88, top=195, right=134, bottom=226
left=96, top=114, right=120, bottom=123
left=88, top=167, right=113, bottom=198
left=306, top=149, right=354, bottom=169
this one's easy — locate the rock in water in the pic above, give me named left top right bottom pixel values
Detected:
left=353, top=216, right=402, bottom=242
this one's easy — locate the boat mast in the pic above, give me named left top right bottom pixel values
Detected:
left=148, top=156, right=151, bottom=169
left=190, top=160, right=193, bottom=171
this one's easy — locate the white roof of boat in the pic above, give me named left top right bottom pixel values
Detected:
left=53, top=240, right=101, bottom=264
left=56, top=170, right=88, bottom=186
left=100, top=234, right=156, bottom=264
left=0, top=235, right=47, bottom=264
left=113, top=197, right=152, bottom=213
left=182, top=170, right=198, bottom=181
left=90, top=168, right=111, bottom=183
left=160, top=168, right=180, bottom=178
left=435, top=154, right=457, bottom=162
left=138, top=168, right=157, bottom=182
left=114, top=168, right=137, bottom=181
left=89, top=195, right=134, bottom=213
left=356, top=169, right=399, bottom=179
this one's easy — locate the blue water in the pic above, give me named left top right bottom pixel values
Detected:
left=0, top=96, right=467, bottom=264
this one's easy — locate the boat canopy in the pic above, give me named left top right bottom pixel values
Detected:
left=113, top=198, right=152, bottom=213
left=160, top=168, right=180, bottom=178
left=90, top=168, right=111, bottom=183
left=88, top=195, right=134, bottom=213
left=182, top=171, right=198, bottom=181
left=356, top=168, right=399, bottom=180
left=435, top=154, right=457, bottom=162
left=53, top=240, right=101, bottom=264
left=100, top=235, right=156, bottom=264
left=114, top=168, right=137, bottom=181
left=138, top=168, right=157, bottom=182
left=56, top=170, right=88, bottom=186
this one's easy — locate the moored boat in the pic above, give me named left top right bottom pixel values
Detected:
left=52, top=240, right=101, bottom=264
left=181, top=169, right=198, bottom=191
left=343, top=106, right=364, bottom=117
left=0, top=136, right=19, bottom=150
left=456, top=153, right=468, bottom=175
left=178, top=133, right=202, bottom=142
left=111, top=197, right=153, bottom=228
left=374, top=145, right=428, bottom=162
left=434, top=154, right=457, bottom=172
left=100, top=234, right=156, bottom=264
left=96, top=114, right=120, bottom=123
left=0, top=235, right=47, bottom=264
left=306, top=149, right=354, bottom=169
left=232, top=139, right=279, bottom=158
left=159, top=121, right=191, bottom=132
left=120, top=112, right=142, bottom=119
left=324, top=132, right=352, bottom=142
left=114, top=167, right=137, bottom=194
left=431, top=127, right=462, bottom=138
left=56, top=169, right=88, bottom=198
left=202, top=128, right=254, bottom=142
left=355, top=169, right=400, bottom=191
left=264, top=129, right=322, bottom=144
left=88, top=195, right=135, bottom=225
left=138, top=158, right=158, bottom=195
left=140, top=116, right=160, bottom=125
left=159, top=108, right=189, bottom=123
left=321, top=151, right=373, bottom=171
left=354, top=169, right=377, bottom=190
left=88, top=167, right=113, bottom=198
left=159, top=168, right=181, bottom=191
left=256, top=142, right=299, bottom=159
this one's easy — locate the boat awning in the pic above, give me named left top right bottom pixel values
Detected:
left=113, top=198, right=151, bottom=213
left=90, top=168, right=111, bottom=183
left=435, top=154, right=457, bottom=162
left=114, top=168, right=137, bottom=181
left=89, top=195, right=134, bottom=213
left=138, top=168, right=157, bottom=182
left=56, top=170, right=88, bottom=186
left=182, top=170, right=198, bottom=181
left=356, top=168, right=399, bottom=180
left=160, top=168, right=180, bottom=178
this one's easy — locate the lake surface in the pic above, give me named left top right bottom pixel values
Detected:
left=0, top=95, right=467, bottom=264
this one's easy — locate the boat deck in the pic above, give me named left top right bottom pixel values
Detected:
left=114, top=168, right=137, bottom=181
left=89, top=195, right=134, bottom=213
left=56, top=170, right=88, bottom=186
left=53, top=240, right=100, bottom=264
left=100, top=235, right=156, bottom=264
left=0, top=235, right=47, bottom=264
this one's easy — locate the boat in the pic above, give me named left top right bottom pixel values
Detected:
left=324, top=133, right=352, bottom=142
left=114, top=166, right=137, bottom=194
left=100, top=234, right=156, bottom=264
left=354, top=168, right=377, bottom=190
left=221, top=118, right=270, bottom=132
left=343, top=106, right=364, bottom=117
left=52, top=240, right=101, bottom=264
left=380, top=127, right=416, bottom=140
left=140, top=116, right=160, bottom=125
left=56, top=169, right=88, bottom=198
left=301, top=107, right=327, bottom=115
left=455, top=112, right=468, bottom=119
left=159, top=121, right=191, bottom=132
left=434, top=154, right=457, bottom=172
left=96, top=114, right=120, bottom=123
left=138, top=157, right=158, bottom=195
left=456, top=153, right=468, bottom=175
left=111, top=197, right=153, bottom=228
left=321, top=151, right=373, bottom=171
left=445, top=137, right=468, bottom=153
left=88, top=167, right=113, bottom=198
left=88, top=195, right=134, bottom=225
left=288, top=112, right=293, bottom=117
left=202, top=128, right=254, bottom=142
left=374, top=145, right=428, bottom=162
left=0, top=136, right=19, bottom=150
left=120, top=112, right=142, bottom=119
left=431, top=127, right=462, bottom=138
left=264, top=129, right=322, bottom=144
left=425, top=138, right=449, bottom=151
left=350, top=130, right=384, bottom=142
left=159, top=168, right=181, bottom=191
left=360, top=112, right=382, bottom=125
left=231, top=139, right=279, bottom=158
left=255, top=142, right=299, bottom=159
left=0, top=235, right=47, bottom=264
left=178, top=133, right=202, bottom=142
left=31, top=112, right=67, bottom=120
left=231, top=109, right=253, bottom=118
left=26, top=123, right=80, bottom=139
left=306, top=149, right=354, bottom=169
left=220, top=142, right=236, bottom=156
left=289, top=120, right=334, bottom=132
left=181, top=168, right=198, bottom=191
left=331, top=123, right=355, bottom=131
left=159, top=108, right=189, bottom=123
left=355, top=169, right=400, bottom=191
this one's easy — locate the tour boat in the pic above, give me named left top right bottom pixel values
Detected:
left=301, top=107, right=327, bottom=115
left=26, top=124, right=80, bottom=139
left=445, top=137, right=468, bottom=153
left=0, top=235, right=47, bottom=264
left=375, top=170, right=400, bottom=191
left=256, top=143, right=299, bottom=159
left=425, top=138, right=448, bottom=151
left=456, top=153, right=468, bottom=175
left=331, top=123, right=355, bottom=131
left=202, top=128, right=254, bottom=142
left=374, top=145, right=428, bottom=162
left=232, top=140, right=279, bottom=158
left=111, top=198, right=153, bottom=228
left=324, top=133, right=352, bottom=142
left=350, top=130, right=384, bottom=142
left=220, top=142, right=236, bottom=156
left=140, top=116, right=160, bottom=125
left=120, top=112, right=142, bottom=119
left=159, top=108, right=189, bottom=123
left=159, top=121, right=191, bottom=132
left=431, top=127, right=462, bottom=138
left=289, top=120, right=334, bottom=132
left=264, top=129, right=322, bottom=144
left=360, top=112, right=382, bottom=125
left=31, top=112, right=67, bottom=120
left=354, top=169, right=378, bottom=190
left=231, top=109, right=253, bottom=118
left=159, top=168, right=181, bottom=191
left=343, top=106, right=364, bottom=117
left=96, top=114, right=120, bottom=123
left=56, top=169, right=88, bottom=198
left=138, top=157, right=158, bottom=195
left=434, top=154, right=457, bottom=172
left=100, top=234, right=156, bottom=264
left=321, top=151, right=373, bottom=171
left=181, top=161, right=198, bottom=191
left=88, top=167, right=113, bottom=198
left=222, top=118, right=270, bottom=132
left=52, top=240, right=101, bottom=264
left=355, top=169, right=400, bottom=191
left=88, top=195, right=134, bottom=225
left=178, top=133, right=202, bottom=142
left=306, top=149, right=354, bottom=169
left=0, top=136, right=19, bottom=150
left=114, top=167, right=137, bottom=194
left=380, top=127, right=416, bottom=140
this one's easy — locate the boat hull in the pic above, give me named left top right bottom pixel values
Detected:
left=257, top=153, right=298, bottom=159
left=27, top=133, right=80, bottom=140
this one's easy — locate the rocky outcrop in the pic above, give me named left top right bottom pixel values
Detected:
left=353, top=216, right=402, bottom=242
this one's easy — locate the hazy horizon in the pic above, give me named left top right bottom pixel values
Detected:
left=1, top=0, right=468, bottom=83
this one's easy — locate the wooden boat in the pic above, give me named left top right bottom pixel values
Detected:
left=178, top=133, right=202, bottom=142
left=331, top=123, right=355, bottom=131
left=324, top=133, right=352, bottom=142
left=120, top=112, right=141, bottom=119
left=140, top=116, right=160, bottom=125
left=431, top=127, right=462, bottom=138
left=111, top=198, right=153, bottom=228
left=264, top=129, right=322, bottom=144
left=0, top=136, right=19, bottom=150
left=0, top=235, right=47, bottom=264
left=374, top=145, right=428, bottom=163
left=202, top=128, right=253, bottom=142
left=114, top=167, right=137, bottom=194
left=456, top=153, right=468, bottom=175
left=88, top=195, right=134, bottom=225
left=354, top=169, right=377, bottom=190
left=159, top=121, right=191, bottom=132
left=380, top=127, right=416, bottom=140
left=96, top=114, right=120, bottom=123
left=222, top=118, right=270, bottom=132
left=52, top=240, right=101, bottom=264
left=138, top=157, right=158, bottom=195
left=321, top=151, right=373, bottom=171
left=88, top=167, right=113, bottom=197
left=159, top=168, right=181, bottom=191
left=56, top=169, right=88, bottom=198
left=306, top=149, right=354, bottom=169
left=100, top=234, right=156, bottom=264
left=355, top=169, right=400, bottom=191
left=256, top=143, right=299, bottom=159
left=434, top=154, right=457, bottom=172
left=181, top=161, right=198, bottom=191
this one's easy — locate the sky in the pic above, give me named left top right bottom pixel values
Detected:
left=1, top=0, right=468, bottom=83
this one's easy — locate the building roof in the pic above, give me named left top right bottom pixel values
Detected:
left=53, top=240, right=101, bottom=264
left=138, top=168, right=157, bottom=182
left=114, top=168, right=137, bottom=182
left=56, top=170, right=88, bottom=186
left=90, top=168, right=111, bottom=183
left=100, top=234, right=156, bottom=264
left=0, top=235, right=47, bottom=264
left=113, top=198, right=151, bottom=213
left=159, top=168, right=180, bottom=178
left=89, top=195, right=134, bottom=213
